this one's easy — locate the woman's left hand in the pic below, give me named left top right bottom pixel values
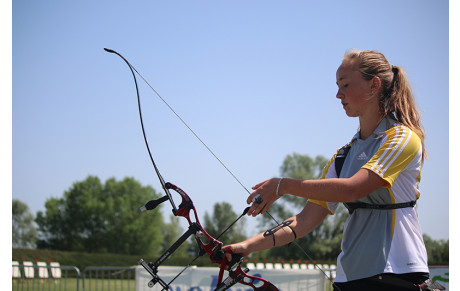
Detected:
left=246, top=178, right=283, bottom=217
left=221, top=242, right=251, bottom=268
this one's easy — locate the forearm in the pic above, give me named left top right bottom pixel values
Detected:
left=228, top=202, right=329, bottom=255
left=279, top=169, right=386, bottom=202
left=247, top=169, right=387, bottom=217
left=280, top=177, right=356, bottom=202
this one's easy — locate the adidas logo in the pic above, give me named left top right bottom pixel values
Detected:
left=357, top=152, right=368, bottom=160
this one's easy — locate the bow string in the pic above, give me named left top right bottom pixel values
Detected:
left=105, top=48, right=279, bottom=290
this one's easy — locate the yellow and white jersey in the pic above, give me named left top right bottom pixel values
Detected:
left=310, top=116, right=428, bottom=282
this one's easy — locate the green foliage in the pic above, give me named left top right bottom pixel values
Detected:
left=274, top=153, right=329, bottom=216
left=203, top=202, right=247, bottom=244
left=257, top=152, right=329, bottom=226
left=256, top=152, right=345, bottom=261
left=262, top=204, right=347, bottom=262
left=423, top=234, right=449, bottom=265
left=305, top=204, right=347, bottom=260
left=35, top=176, right=164, bottom=257
left=13, top=248, right=144, bottom=271
left=161, top=214, right=191, bottom=259
left=185, top=202, right=248, bottom=256
left=280, top=153, right=329, bottom=180
left=12, top=199, right=38, bottom=248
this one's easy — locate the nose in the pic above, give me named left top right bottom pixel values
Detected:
left=336, top=88, right=343, bottom=99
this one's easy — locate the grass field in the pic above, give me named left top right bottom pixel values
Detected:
left=12, top=278, right=136, bottom=291
left=13, top=278, right=333, bottom=291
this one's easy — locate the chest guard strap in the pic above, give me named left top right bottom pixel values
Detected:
left=344, top=200, right=417, bottom=214
left=334, top=143, right=417, bottom=215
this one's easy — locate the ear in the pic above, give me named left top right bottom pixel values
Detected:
left=370, top=76, right=381, bottom=95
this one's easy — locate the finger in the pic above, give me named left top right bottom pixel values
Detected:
left=247, top=190, right=261, bottom=204
left=252, top=194, right=262, bottom=204
left=259, top=203, right=270, bottom=215
left=252, top=194, right=263, bottom=205
left=225, top=251, right=232, bottom=262
left=246, top=202, right=257, bottom=216
left=246, top=193, right=256, bottom=204
left=222, top=245, right=233, bottom=261
left=252, top=180, right=267, bottom=190
left=247, top=200, right=261, bottom=217
left=250, top=202, right=266, bottom=217
left=247, top=194, right=264, bottom=216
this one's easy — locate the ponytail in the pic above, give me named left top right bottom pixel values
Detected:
left=387, top=66, right=426, bottom=159
left=343, top=50, right=427, bottom=160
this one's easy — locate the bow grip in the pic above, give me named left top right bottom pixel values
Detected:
left=226, top=253, right=244, bottom=271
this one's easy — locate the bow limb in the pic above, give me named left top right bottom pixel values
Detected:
left=216, top=251, right=279, bottom=291
left=230, top=266, right=279, bottom=291
left=215, top=263, right=279, bottom=291
left=104, top=48, right=178, bottom=213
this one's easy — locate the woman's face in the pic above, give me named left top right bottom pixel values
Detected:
left=336, top=60, right=376, bottom=117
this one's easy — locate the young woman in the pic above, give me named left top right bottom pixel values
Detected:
left=223, top=50, right=430, bottom=290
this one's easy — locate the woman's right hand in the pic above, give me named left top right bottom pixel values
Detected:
left=246, top=178, right=283, bottom=217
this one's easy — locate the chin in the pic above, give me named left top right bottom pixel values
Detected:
left=344, top=111, right=358, bottom=117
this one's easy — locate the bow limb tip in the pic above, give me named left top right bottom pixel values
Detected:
left=104, top=48, right=116, bottom=53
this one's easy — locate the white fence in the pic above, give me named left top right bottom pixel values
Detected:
left=136, top=266, right=326, bottom=291
left=12, top=261, right=65, bottom=280
left=12, top=262, right=449, bottom=291
left=12, top=261, right=82, bottom=291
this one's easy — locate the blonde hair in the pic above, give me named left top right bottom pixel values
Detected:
left=342, top=49, right=426, bottom=160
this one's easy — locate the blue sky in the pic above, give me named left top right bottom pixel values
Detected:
left=10, top=0, right=450, bottom=244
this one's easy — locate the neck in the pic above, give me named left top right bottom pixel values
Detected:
left=359, top=113, right=384, bottom=140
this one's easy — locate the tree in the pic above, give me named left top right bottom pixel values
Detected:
left=12, top=199, right=38, bottom=248
left=257, top=152, right=329, bottom=226
left=256, top=152, right=346, bottom=261
left=36, top=176, right=164, bottom=257
left=423, top=234, right=449, bottom=265
left=161, top=214, right=190, bottom=259
left=278, top=153, right=330, bottom=212
left=203, top=202, right=247, bottom=245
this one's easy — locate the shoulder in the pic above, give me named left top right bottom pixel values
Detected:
left=381, top=123, right=421, bottom=156
left=321, top=140, right=356, bottom=179
left=363, top=124, right=422, bottom=183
